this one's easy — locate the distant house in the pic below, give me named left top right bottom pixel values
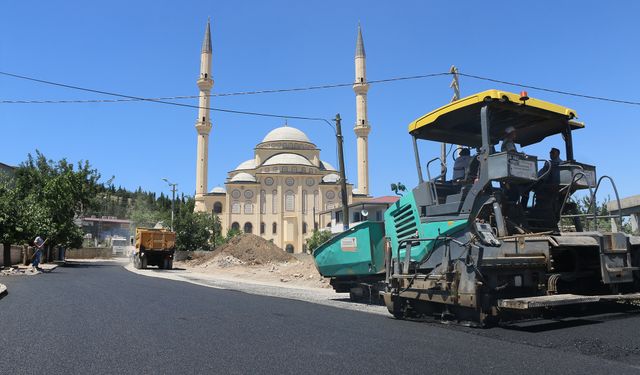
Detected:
left=0, top=162, right=16, bottom=179
left=319, top=196, right=400, bottom=234
left=77, top=216, right=132, bottom=246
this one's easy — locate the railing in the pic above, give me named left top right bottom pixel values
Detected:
left=560, top=173, right=623, bottom=231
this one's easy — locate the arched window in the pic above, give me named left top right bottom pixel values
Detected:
left=260, top=190, right=266, bottom=214
left=302, top=191, right=307, bottom=214
left=231, top=222, right=240, bottom=231
left=272, top=222, right=277, bottom=234
left=272, top=190, right=278, bottom=214
left=213, top=202, right=223, bottom=214
left=244, top=222, right=253, bottom=234
left=285, top=190, right=295, bottom=212
left=285, top=244, right=294, bottom=253
left=260, top=222, right=265, bottom=235
left=302, top=222, right=308, bottom=234
left=244, top=201, right=253, bottom=214
left=314, top=190, right=319, bottom=212
left=231, top=202, right=241, bottom=214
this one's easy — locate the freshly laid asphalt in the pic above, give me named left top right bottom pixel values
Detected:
left=1, top=261, right=640, bottom=374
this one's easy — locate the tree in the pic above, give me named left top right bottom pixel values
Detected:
left=305, top=229, right=332, bottom=254
left=0, top=177, right=24, bottom=266
left=0, top=151, right=101, bottom=263
left=173, top=198, right=222, bottom=251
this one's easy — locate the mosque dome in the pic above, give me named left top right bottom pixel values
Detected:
left=229, top=172, right=257, bottom=183
left=235, top=159, right=256, bottom=170
left=263, top=153, right=313, bottom=167
left=210, top=186, right=226, bottom=193
left=322, top=173, right=340, bottom=183
left=320, top=160, right=336, bottom=171
left=261, top=126, right=311, bottom=143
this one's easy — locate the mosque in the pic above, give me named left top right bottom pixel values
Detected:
left=191, top=20, right=372, bottom=253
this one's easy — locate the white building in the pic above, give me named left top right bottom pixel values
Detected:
left=193, top=21, right=373, bottom=253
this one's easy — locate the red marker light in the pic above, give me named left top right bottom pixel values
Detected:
left=520, top=91, right=529, bottom=102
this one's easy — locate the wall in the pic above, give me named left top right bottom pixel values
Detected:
left=0, top=244, right=25, bottom=266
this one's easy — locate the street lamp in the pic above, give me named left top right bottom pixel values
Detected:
left=162, top=178, right=178, bottom=231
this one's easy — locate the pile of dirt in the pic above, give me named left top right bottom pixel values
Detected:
left=214, top=234, right=296, bottom=265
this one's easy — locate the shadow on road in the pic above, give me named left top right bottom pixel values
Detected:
left=61, top=261, right=122, bottom=269
left=500, top=303, right=640, bottom=332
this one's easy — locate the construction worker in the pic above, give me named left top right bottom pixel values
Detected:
left=32, top=236, right=45, bottom=272
left=452, top=148, right=473, bottom=181
left=501, top=126, right=518, bottom=153
left=538, top=147, right=563, bottom=183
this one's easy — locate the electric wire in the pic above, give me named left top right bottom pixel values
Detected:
left=0, top=71, right=327, bottom=121
left=2, top=70, right=640, bottom=112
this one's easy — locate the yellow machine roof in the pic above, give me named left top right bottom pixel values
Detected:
left=409, top=89, right=583, bottom=147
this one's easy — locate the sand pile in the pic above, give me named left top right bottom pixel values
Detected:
left=176, top=234, right=329, bottom=289
left=215, top=234, right=296, bottom=265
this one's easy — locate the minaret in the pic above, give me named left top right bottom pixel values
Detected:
left=353, top=24, right=370, bottom=196
left=194, top=19, right=213, bottom=212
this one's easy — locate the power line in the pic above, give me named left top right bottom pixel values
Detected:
left=2, top=70, right=640, bottom=109
left=0, top=71, right=451, bottom=104
left=0, top=71, right=327, bottom=121
left=457, top=72, right=640, bottom=106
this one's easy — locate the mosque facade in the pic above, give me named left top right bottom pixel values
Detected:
left=193, top=21, right=371, bottom=253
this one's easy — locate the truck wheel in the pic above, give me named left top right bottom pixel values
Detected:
left=158, top=261, right=165, bottom=269
left=133, top=255, right=141, bottom=269
left=167, top=260, right=173, bottom=270
left=141, top=256, right=147, bottom=269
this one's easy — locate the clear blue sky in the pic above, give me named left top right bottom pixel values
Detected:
left=2, top=1, right=639, bottom=201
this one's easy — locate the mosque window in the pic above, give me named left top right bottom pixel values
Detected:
left=302, top=191, right=307, bottom=214
left=286, top=177, right=295, bottom=186
left=272, top=222, right=277, bottom=234
left=244, top=190, right=254, bottom=199
left=326, top=190, right=335, bottom=200
left=244, top=202, right=253, bottom=214
left=302, top=222, right=308, bottom=234
left=232, top=202, right=241, bottom=214
left=285, top=191, right=295, bottom=212
left=231, top=222, right=240, bottom=231
left=313, top=191, right=319, bottom=211
left=231, top=189, right=241, bottom=199
left=213, top=202, right=223, bottom=214
left=272, top=190, right=278, bottom=214
left=260, top=222, right=265, bottom=235
left=244, top=222, right=253, bottom=234
left=265, top=177, right=274, bottom=186
left=260, top=190, right=266, bottom=214
left=306, top=178, right=314, bottom=187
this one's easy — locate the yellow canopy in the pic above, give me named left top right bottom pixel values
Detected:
left=408, top=89, right=583, bottom=147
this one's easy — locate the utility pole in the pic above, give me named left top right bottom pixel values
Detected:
left=162, top=178, right=178, bottom=231
left=335, top=114, right=350, bottom=231
left=440, top=65, right=461, bottom=181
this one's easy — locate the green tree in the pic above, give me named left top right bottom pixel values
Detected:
left=225, top=227, right=242, bottom=241
left=2, top=151, right=101, bottom=262
left=0, top=177, right=24, bottom=266
left=174, top=198, right=222, bottom=251
left=305, top=229, right=332, bottom=254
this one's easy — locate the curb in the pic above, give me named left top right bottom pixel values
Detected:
left=0, top=283, right=7, bottom=298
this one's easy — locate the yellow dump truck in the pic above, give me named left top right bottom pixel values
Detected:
left=133, top=228, right=176, bottom=270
